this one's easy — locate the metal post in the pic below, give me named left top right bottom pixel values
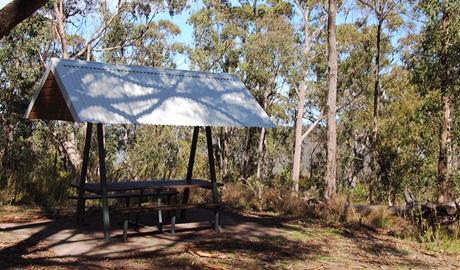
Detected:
left=76, top=123, right=92, bottom=227
left=206, top=126, right=219, bottom=203
left=186, top=126, right=200, bottom=181
left=181, top=126, right=199, bottom=218
left=97, top=123, right=110, bottom=240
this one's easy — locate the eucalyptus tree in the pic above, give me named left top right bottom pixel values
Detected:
left=409, top=0, right=460, bottom=203
left=187, top=1, right=243, bottom=182
left=238, top=1, right=296, bottom=180
left=334, top=21, right=375, bottom=193
left=355, top=0, right=404, bottom=204
left=0, top=12, right=54, bottom=203
left=188, top=1, right=295, bottom=186
left=324, top=0, right=338, bottom=199
left=290, top=0, right=327, bottom=194
left=100, top=0, right=187, bottom=67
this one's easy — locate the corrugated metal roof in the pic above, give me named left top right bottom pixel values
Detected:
left=24, top=58, right=275, bottom=128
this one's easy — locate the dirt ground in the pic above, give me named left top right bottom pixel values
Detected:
left=1, top=204, right=460, bottom=269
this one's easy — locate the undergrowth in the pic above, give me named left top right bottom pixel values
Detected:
left=221, top=184, right=460, bottom=250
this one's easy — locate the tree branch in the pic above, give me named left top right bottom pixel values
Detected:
left=71, top=0, right=127, bottom=60
left=301, top=110, right=325, bottom=142
left=0, top=0, right=49, bottom=38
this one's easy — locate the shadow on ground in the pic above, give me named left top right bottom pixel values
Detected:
left=0, top=208, right=455, bottom=269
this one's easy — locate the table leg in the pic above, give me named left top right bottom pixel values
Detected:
left=135, top=190, right=144, bottom=224
left=180, top=188, right=190, bottom=219
left=158, top=190, right=164, bottom=232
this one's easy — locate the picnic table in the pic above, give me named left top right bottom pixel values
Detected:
left=72, top=179, right=226, bottom=240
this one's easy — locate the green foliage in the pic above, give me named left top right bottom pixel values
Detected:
left=101, top=7, right=187, bottom=67
left=0, top=13, right=55, bottom=204
left=121, top=125, right=191, bottom=180
left=2, top=0, right=460, bottom=214
left=407, top=0, right=460, bottom=201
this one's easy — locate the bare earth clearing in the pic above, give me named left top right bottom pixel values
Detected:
left=0, top=204, right=459, bottom=269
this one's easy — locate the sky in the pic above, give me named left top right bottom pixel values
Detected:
left=0, top=0, right=10, bottom=9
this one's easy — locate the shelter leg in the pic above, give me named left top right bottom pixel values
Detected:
left=76, top=123, right=93, bottom=227
left=181, top=126, right=200, bottom=219
left=97, top=123, right=111, bottom=240
left=206, top=126, right=219, bottom=203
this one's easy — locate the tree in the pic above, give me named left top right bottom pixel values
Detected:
left=409, top=0, right=460, bottom=203
left=357, top=0, right=403, bottom=204
left=291, top=0, right=327, bottom=194
left=0, top=12, right=54, bottom=203
left=324, top=0, right=338, bottom=199
left=239, top=1, right=296, bottom=180
left=188, top=1, right=295, bottom=186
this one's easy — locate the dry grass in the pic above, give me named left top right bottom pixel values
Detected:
left=204, top=183, right=460, bottom=251
left=222, top=183, right=310, bottom=216
left=2, top=199, right=460, bottom=269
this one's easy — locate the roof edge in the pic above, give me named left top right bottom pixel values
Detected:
left=52, top=58, right=81, bottom=122
left=23, top=63, right=53, bottom=119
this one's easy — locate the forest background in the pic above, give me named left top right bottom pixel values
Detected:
left=1, top=0, right=460, bottom=211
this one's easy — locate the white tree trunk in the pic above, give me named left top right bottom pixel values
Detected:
left=324, top=0, right=338, bottom=199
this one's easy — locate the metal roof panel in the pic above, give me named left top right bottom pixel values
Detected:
left=25, top=58, right=275, bottom=128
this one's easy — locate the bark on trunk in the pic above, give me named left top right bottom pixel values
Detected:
left=291, top=4, right=311, bottom=194
left=0, top=0, right=48, bottom=38
left=219, top=127, right=230, bottom=182
left=53, top=0, right=68, bottom=59
left=324, top=0, right=338, bottom=200
left=242, top=128, right=254, bottom=179
left=369, top=18, right=383, bottom=205
left=256, top=126, right=267, bottom=179
left=437, top=11, right=452, bottom=204
left=52, top=124, right=83, bottom=171
left=437, top=95, right=450, bottom=203
left=292, top=82, right=306, bottom=194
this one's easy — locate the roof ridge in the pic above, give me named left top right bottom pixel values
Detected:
left=62, top=64, right=236, bottom=81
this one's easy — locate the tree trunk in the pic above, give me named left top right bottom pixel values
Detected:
left=437, top=10, right=452, bottom=204
left=438, top=95, right=450, bottom=203
left=0, top=0, right=48, bottom=38
left=256, top=126, right=267, bottom=179
left=292, top=81, right=306, bottom=194
left=242, top=128, right=254, bottom=179
left=291, top=4, right=311, bottom=194
left=53, top=0, right=68, bottom=59
left=52, top=125, right=83, bottom=171
left=324, top=0, right=338, bottom=200
left=47, top=0, right=83, bottom=172
left=369, top=18, right=383, bottom=205
left=218, top=127, right=230, bottom=182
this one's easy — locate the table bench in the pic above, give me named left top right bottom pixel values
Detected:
left=69, top=191, right=179, bottom=224
left=111, top=202, right=228, bottom=240
left=71, top=179, right=224, bottom=239
left=69, top=190, right=178, bottom=206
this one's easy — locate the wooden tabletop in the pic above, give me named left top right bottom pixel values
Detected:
left=72, top=179, right=223, bottom=194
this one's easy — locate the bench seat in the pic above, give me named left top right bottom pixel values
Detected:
left=70, top=191, right=179, bottom=225
left=69, top=190, right=178, bottom=205
left=111, top=202, right=228, bottom=240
